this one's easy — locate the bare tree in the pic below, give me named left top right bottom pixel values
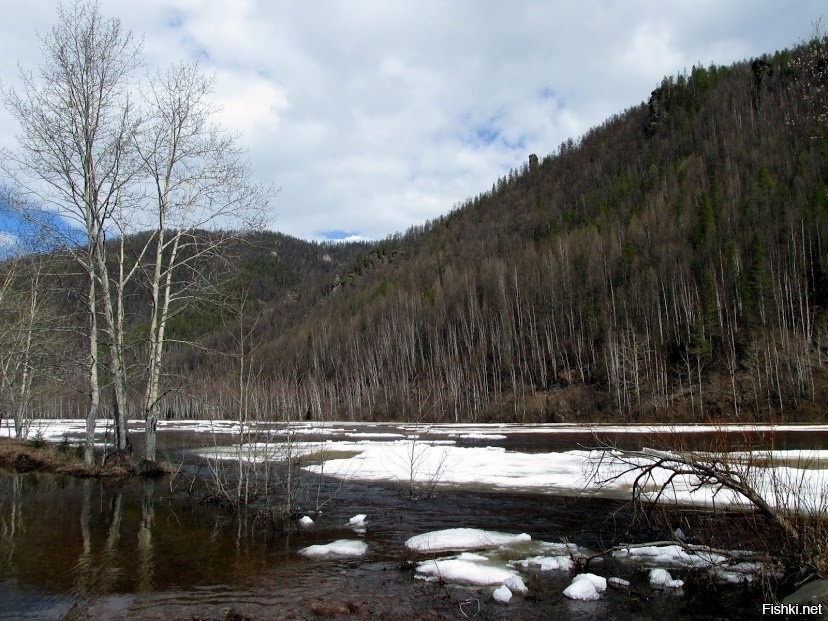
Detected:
left=1, top=0, right=142, bottom=462
left=0, top=258, right=50, bottom=439
left=135, top=61, right=269, bottom=462
left=2, top=2, right=267, bottom=465
left=590, top=438, right=828, bottom=581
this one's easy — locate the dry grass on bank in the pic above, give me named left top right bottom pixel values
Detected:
left=0, top=436, right=134, bottom=478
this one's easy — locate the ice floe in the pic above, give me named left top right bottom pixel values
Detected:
left=611, top=543, right=769, bottom=583
left=298, top=515, right=314, bottom=527
left=416, top=557, right=517, bottom=585
left=514, top=555, right=574, bottom=572
left=649, top=568, right=684, bottom=589
left=492, top=584, right=512, bottom=603
left=503, top=575, right=528, bottom=594
left=563, top=573, right=607, bottom=601
left=405, top=528, right=531, bottom=553
left=298, top=539, right=367, bottom=557
left=612, top=544, right=729, bottom=568
left=608, top=576, right=631, bottom=588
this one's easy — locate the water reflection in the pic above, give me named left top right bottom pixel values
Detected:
left=0, top=472, right=302, bottom=598
left=0, top=474, right=23, bottom=576
left=72, top=481, right=128, bottom=595
left=137, top=480, right=155, bottom=592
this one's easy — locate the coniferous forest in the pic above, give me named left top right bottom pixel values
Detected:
left=4, top=35, right=828, bottom=427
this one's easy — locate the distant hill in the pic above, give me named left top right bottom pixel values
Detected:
left=8, top=36, right=828, bottom=425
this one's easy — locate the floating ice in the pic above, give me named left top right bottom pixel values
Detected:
left=649, top=568, right=684, bottom=589
left=503, top=575, right=528, bottom=594
left=563, top=573, right=606, bottom=601
left=515, top=554, right=574, bottom=571
left=348, top=514, right=367, bottom=526
left=613, top=544, right=728, bottom=568
left=493, top=584, right=512, bottom=603
left=416, top=558, right=517, bottom=585
left=608, top=576, right=631, bottom=588
left=298, top=539, right=367, bottom=558
left=713, top=562, right=765, bottom=584
left=298, top=515, right=314, bottom=527
left=405, top=528, right=531, bottom=553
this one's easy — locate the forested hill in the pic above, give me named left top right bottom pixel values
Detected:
left=19, top=38, right=827, bottom=425
left=191, top=36, right=827, bottom=425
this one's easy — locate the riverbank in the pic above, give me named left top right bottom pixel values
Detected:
left=0, top=436, right=165, bottom=478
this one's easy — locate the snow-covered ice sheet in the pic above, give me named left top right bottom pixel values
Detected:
left=303, top=440, right=828, bottom=511
left=7, top=419, right=827, bottom=514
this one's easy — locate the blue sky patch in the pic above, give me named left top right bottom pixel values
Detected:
left=0, top=198, right=85, bottom=253
left=320, top=229, right=360, bottom=241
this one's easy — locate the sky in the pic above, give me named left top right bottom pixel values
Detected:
left=0, top=1, right=824, bottom=243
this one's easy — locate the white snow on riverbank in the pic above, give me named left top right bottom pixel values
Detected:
left=5, top=418, right=827, bottom=513
left=6, top=417, right=828, bottom=440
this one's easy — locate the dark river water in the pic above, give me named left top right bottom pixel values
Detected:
left=2, top=425, right=825, bottom=620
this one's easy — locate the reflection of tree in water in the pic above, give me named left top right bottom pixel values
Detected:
left=72, top=481, right=127, bottom=594
left=68, top=478, right=156, bottom=594
left=137, top=479, right=155, bottom=592
left=73, top=479, right=94, bottom=593
left=0, top=474, right=23, bottom=575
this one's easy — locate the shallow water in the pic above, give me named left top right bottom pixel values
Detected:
left=2, top=425, right=816, bottom=620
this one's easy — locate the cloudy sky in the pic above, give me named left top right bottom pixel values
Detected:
left=0, top=1, right=823, bottom=242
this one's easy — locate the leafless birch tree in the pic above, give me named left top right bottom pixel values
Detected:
left=2, top=2, right=268, bottom=464
left=1, top=0, right=142, bottom=461
left=135, top=61, right=268, bottom=462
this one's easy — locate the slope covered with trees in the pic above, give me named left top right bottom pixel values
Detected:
left=207, top=36, right=828, bottom=425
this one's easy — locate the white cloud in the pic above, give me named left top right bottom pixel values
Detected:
left=0, top=231, right=19, bottom=249
left=210, top=70, right=289, bottom=136
left=0, top=0, right=824, bottom=240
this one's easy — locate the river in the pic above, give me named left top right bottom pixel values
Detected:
left=2, top=421, right=826, bottom=620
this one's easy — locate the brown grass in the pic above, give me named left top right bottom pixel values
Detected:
left=0, top=437, right=133, bottom=478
